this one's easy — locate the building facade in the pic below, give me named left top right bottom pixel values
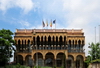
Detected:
left=14, top=29, right=85, bottom=68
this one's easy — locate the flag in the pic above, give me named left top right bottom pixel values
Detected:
left=46, top=20, right=48, bottom=27
left=50, top=21, right=52, bottom=27
left=42, top=21, right=45, bottom=27
left=53, top=20, right=56, bottom=24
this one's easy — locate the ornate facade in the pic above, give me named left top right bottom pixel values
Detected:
left=14, top=29, right=85, bottom=68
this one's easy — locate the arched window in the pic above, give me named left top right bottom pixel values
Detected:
left=53, top=36, right=55, bottom=45
left=33, top=37, right=35, bottom=45
left=75, top=40, right=77, bottom=48
left=22, top=40, right=23, bottom=51
left=18, top=40, right=20, bottom=51
left=56, top=36, right=58, bottom=45
left=24, top=40, right=26, bottom=50
left=37, top=36, right=40, bottom=45
left=48, top=36, right=51, bottom=45
left=59, top=36, right=62, bottom=42
left=64, top=36, right=66, bottom=45
left=41, top=36, right=43, bottom=45
left=78, top=40, right=81, bottom=48
left=68, top=40, right=71, bottom=52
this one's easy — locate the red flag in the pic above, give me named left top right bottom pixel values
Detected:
left=50, top=22, right=52, bottom=27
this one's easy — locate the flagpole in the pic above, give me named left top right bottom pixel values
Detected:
left=95, top=27, right=96, bottom=44
left=55, top=20, right=56, bottom=29
left=51, top=19, right=52, bottom=29
left=99, top=25, right=100, bottom=44
left=55, top=23, right=56, bottom=29
left=42, top=20, right=43, bottom=29
left=46, top=19, right=48, bottom=29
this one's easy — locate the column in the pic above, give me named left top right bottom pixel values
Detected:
left=73, top=61, right=76, bottom=68
left=54, top=59, right=56, bottom=67
left=43, top=56, right=45, bottom=66
left=23, top=57, right=26, bottom=65
left=74, top=58, right=76, bottom=68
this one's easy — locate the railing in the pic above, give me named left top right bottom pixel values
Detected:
left=16, top=29, right=83, bottom=33
left=16, top=45, right=84, bottom=53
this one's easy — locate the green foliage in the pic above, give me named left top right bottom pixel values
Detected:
left=53, top=65, right=56, bottom=68
left=84, top=56, right=91, bottom=65
left=34, top=66, right=52, bottom=68
left=85, top=42, right=100, bottom=67
left=3, top=64, right=30, bottom=68
left=0, top=29, right=15, bottom=66
left=88, top=42, right=100, bottom=60
left=91, top=59, right=100, bottom=63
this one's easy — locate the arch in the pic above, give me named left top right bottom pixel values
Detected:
left=34, top=52, right=44, bottom=66
left=37, top=36, right=40, bottom=45
left=33, top=37, right=35, bottom=45
left=78, top=40, right=81, bottom=50
left=22, top=40, right=24, bottom=44
left=82, top=40, right=84, bottom=45
left=25, top=40, right=26, bottom=44
left=56, top=52, right=66, bottom=67
left=64, top=36, right=66, bottom=45
left=25, top=55, right=32, bottom=65
left=18, top=39, right=20, bottom=44
left=75, top=40, right=77, bottom=45
left=76, top=55, right=84, bottom=68
left=45, top=52, right=54, bottom=58
left=48, top=36, right=51, bottom=45
left=68, top=40, right=71, bottom=52
left=76, top=55, right=84, bottom=59
left=48, top=36, right=51, bottom=42
left=34, top=52, right=43, bottom=59
left=56, top=36, right=58, bottom=45
left=41, top=36, right=43, bottom=41
left=75, top=40, right=77, bottom=48
left=69, top=40, right=71, bottom=45
left=18, top=39, right=20, bottom=51
left=59, top=36, right=62, bottom=42
left=67, top=55, right=74, bottom=68
left=44, top=36, right=46, bottom=41
left=73, top=40, right=74, bottom=45
left=41, top=36, right=43, bottom=45
left=45, top=52, right=54, bottom=67
left=78, top=40, right=81, bottom=45
left=16, top=55, right=23, bottom=65
left=37, top=36, right=40, bottom=41
left=53, top=36, right=55, bottom=42
left=28, top=39, right=30, bottom=44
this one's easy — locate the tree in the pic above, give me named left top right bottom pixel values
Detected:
left=85, top=42, right=100, bottom=67
left=0, top=29, right=15, bottom=66
left=88, top=42, right=100, bottom=60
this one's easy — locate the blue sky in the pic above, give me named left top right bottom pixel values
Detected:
left=0, top=0, right=100, bottom=57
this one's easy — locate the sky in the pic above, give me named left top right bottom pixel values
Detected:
left=0, top=0, right=100, bottom=59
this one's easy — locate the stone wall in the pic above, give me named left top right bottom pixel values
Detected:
left=88, top=63, right=100, bottom=68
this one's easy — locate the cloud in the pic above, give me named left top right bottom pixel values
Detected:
left=35, top=0, right=100, bottom=56
left=19, top=21, right=30, bottom=27
left=0, top=0, right=34, bottom=14
left=0, top=0, right=100, bottom=56
left=62, top=0, right=100, bottom=56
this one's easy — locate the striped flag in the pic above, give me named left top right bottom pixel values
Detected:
left=42, top=21, right=45, bottom=27
left=46, top=20, right=48, bottom=27
left=50, top=20, right=52, bottom=27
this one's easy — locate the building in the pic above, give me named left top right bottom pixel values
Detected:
left=14, top=29, right=85, bottom=68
